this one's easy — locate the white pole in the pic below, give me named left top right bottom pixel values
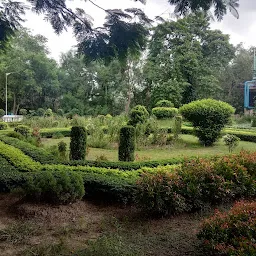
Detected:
left=5, top=73, right=8, bottom=115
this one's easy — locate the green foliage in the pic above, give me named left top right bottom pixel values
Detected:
left=44, top=108, right=53, bottom=117
left=0, top=109, right=5, bottom=117
left=57, top=108, right=64, bottom=116
left=6, top=131, right=25, bottom=140
left=155, top=99, right=174, bottom=108
left=180, top=99, right=235, bottom=146
left=118, top=126, right=136, bottom=162
left=58, top=141, right=67, bottom=160
left=0, top=122, right=8, bottom=130
left=19, top=108, right=27, bottom=115
left=70, top=126, right=87, bottom=161
left=136, top=171, right=187, bottom=216
left=14, top=125, right=30, bottom=137
left=152, top=107, right=178, bottom=119
left=52, top=131, right=64, bottom=139
left=251, top=118, right=256, bottom=127
left=173, top=115, right=182, bottom=139
left=23, top=171, right=85, bottom=204
left=36, top=108, right=45, bottom=117
left=223, top=134, right=240, bottom=153
left=198, top=201, right=256, bottom=256
left=128, top=105, right=149, bottom=126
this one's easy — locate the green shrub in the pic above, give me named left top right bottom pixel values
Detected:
left=173, top=115, right=182, bottom=139
left=58, top=141, right=67, bottom=160
left=0, top=109, right=5, bottom=117
left=14, top=125, right=30, bottom=137
left=57, top=108, right=64, bottom=116
left=152, top=107, right=178, bottom=119
left=19, top=108, right=27, bottom=115
left=36, top=108, right=45, bottom=117
left=44, top=108, right=53, bottom=117
left=6, top=131, right=24, bottom=140
left=128, top=105, right=149, bottom=126
left=70, top=126, right=87, bottom=161
left=118, top=126, right=135, bottom=162
left=23, top=171, right=85, bottom=204
left=198, top=201, right=256, bottom=256
left=155, top=99, right=174, bottom=108
left=52, top=131, right=64, bottom=139
left=136, top=171, right=187, bottom=216
left=180, top=99, right=235, bottom=146
left=0, top=122, right=8, bottom=130
left=223, top=134, right=240, bottom=153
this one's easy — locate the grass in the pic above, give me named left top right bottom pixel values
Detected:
left=42, top=134, right=256, bottom=162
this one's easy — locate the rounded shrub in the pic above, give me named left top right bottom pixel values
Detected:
left=128, top=105, right=149, bottom=126
left=19, top=108, right=27, bottom=116
left=70, top=126, right=87, bottom=161
left=44, top=108, right=53, bottom=117
left=24, top=171, right=85, bottom=204
left=118, top=126, right=136, bottom=162
left=155, top=99, right=174, bottom=108
left=6, top=131, right=25, bottom=140
left=152, top=107, right=178, bottom=119
left=14, top=125, right=30, bottom=137
left=37, top=108, right=45, bottom=117
left=0, top=109, right=5, bottom=117
left=0, top=122, right=8, bottom=130
left=223, top=134, right=240, bottom=153
left=57, top=108, right=64, bottom=116
left=180, top=99, right=235, bottom=146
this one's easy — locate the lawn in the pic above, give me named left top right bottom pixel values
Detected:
left=42, top=134, right=256, bottom=162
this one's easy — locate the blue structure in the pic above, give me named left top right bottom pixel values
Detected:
left=244, top=49, right=256, bottom=110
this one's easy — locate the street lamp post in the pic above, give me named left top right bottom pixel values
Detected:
left=5, top=72, right=16, bottom=115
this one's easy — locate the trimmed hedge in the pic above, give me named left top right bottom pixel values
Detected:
left=152, top=107, right=178, bottom=119
left=70, top=126, right=87, bottom=161
left=0, top=122, right=8, bottom=130
left=40, top=128, right=71, bottom=138
left=118, top=126, right=136, bottom=162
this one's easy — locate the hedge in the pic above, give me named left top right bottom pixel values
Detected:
left=40, top=128, right=71, bottom=138
left=70, top=126, right=87, bottom=161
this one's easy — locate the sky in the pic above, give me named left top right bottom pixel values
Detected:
left=22, top=0, right=256, bottom=61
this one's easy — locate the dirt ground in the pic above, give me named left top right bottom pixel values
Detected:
left=0, top=193, right=212, bottom=256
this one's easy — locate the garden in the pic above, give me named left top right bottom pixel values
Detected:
left=0, top=99, right=256, bottom=256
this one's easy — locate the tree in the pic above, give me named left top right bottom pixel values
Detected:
left=144, top=13, right=235, bottom=106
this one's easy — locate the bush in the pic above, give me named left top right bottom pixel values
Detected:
left=19, top=108, right=27, bottom=115
left=14, top=125, right=30, bottom=137
left=198, top=201, right=256, bottom=256
left=173, top=115, right=182, bottom=139
left=6, top=131, right=24, bottom=140
left=223, top=134, right=240, bottom=153
left=57, top=108, right=64, bottom=116
left=58, top=141, right=67, bottom=160
left=118, top=126, right=136, bottom=162
left=70, top=126, right=87, bottom=161
left=36, top=108, right=45, bottom=117
left=180, top=99, right=235, bottom=146
left=0, top=109, right=5, bottom=117
left=152, top=107, right=178, bottom=119
left=136, top=171, right=187, bottom=216
left=0, top=122, right=8, bottom=130
left=23, top=171, right=85, bottom=204
left=44, top=108, right=53, bottom=117
left=128, top=105, right=149, bottom=126
left=155, top=99, right=174, bottom=108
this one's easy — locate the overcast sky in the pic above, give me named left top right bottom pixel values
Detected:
left=22, top=0, right=256, bottom=61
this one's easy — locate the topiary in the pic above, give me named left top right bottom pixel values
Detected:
left=44, top=108, right=53, bottom=117
left=0, top=109, right=5, bottom=117
left=180, top=99, right=235, bottom=146
left=155, top=99, right=174, bottom=108
left=223, top=134, right=240, bottom=153
left=152, top=107, right=178, bottom=119
left=173, top=115, right=182, bottom=139
left=128, top=105, right=149, bottom=126
left=57, top=108, right=64, bottom=116
left=58, top=141, right=67, bottom=159
left=6, top=131, right=25, bottom=140
left=23, top=171, right=85, bottom=204
left=37, top=108, right=45, bottom=117
left=70, top=126, right=87, bottom=161
left=19, top=108, right=27, bottom=116
left=118, top=126, right=136, bottom=162
left=14, top=125, right=30, bottom=137
left=0, top=122, right=8, bottom=130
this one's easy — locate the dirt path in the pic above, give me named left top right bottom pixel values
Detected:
left=0, top=193, right=207, bottom=256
